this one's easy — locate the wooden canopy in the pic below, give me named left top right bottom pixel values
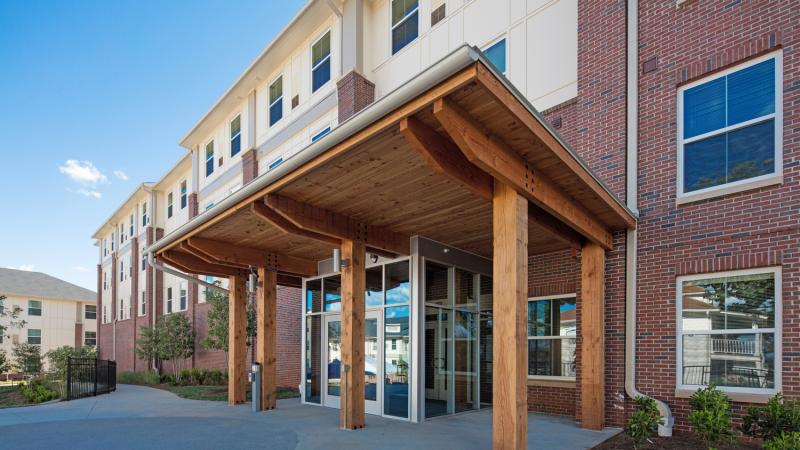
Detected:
left=155, top=61, right=635, bottom=279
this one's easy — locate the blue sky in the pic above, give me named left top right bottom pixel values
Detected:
left=0, top=0, right=306, bottom=290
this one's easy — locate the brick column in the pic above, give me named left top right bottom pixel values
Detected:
left=130, top=237, right=139, bottom=371
left=337, top=70, right=375, bottom=123
left=242, top=148, right=259, bottom=185
left=96, top=264, right=102, bottom=355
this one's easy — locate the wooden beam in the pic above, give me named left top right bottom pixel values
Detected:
left=257, top=268, right=277, bottom=411
left=340, top=239, right=366, bottom=429
left=179, top=241, right=248, bottom=269
left=474, top=63, right=635, bottom=230
left=432, top=98, right=614, bottom=250
left=528, top=203, right=583, bottom=251
left=158, top=252, right=196, bottom=275
left=399, top=116, right=493, bottom=200
left=277, top=273, right=302, bottom=288
left=228, top=275, right=247, bottom=405
left=580, top=242, right=605, bottom=430
left=161, top=250, right=244, bottom=278
left=492, top=181, right=528, bottom=450
left=265, top=195, right=409, bottom=256
left=250, top=202, right=340, bottom=246
left=187, top=237, right=317, bottom=276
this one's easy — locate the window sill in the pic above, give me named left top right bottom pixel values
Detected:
left=675, top=387, right=775, bottom=404
left=527, top=377, right=576, bottom=389
left=677, top=174, right=783, bottom=205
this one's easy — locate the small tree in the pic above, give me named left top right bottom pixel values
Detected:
left=0, top=294, right=26, bottom=342
left=135, top=323, right=161, bottom=373
left=202, top=285, right=256, bottom=362
left=12, top=343, right=42, bottom=379
left=157, top=314, right=194, bottom=382
left=0, top=349, right=10, bottom=377
left=45, top=346, right=96, bottom=380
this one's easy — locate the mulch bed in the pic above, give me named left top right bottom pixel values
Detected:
left=0, top=385, right=31, bottom=408
left=593, top=432, right=761, bottom=450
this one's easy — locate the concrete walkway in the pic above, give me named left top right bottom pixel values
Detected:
left=0, top=384, right=619, bottom=449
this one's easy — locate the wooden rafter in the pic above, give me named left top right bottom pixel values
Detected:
left=187, top=237, right=317, bottom=277
left=161, top=250, right=245, bottom=277
left=179, top=241, right=248, bottom=269
left=250, top=202, right=340, bottom=246
left=432, top=98, right=614, bottom=250
left=265, top=195, right=410, bottom=256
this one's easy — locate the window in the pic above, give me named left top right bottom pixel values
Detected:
left=119, top=298, right=125, bottom=320
left=103, top=239, right=108, bottom=256
left=103, top=271, right=107, bottom=290
left=391, top=0, right=418, bottom=55
left=230, top=115, right=241, bottom=157
left=180, top=180, right=187, bottom=209
left=140, top=291, right=146, bottom=316
left=180, top=283, right=187, bottom=311
left=141, top=202, right=148, bottom=226
left=205, top=141, right=215, bottom=177
left=311, top=31, right=331, bottom=93
left=28, top=300, right=42, bottom=316
left=678, top=53, right=781, bottom=200
left=269, top=76, right=283, bottom=126
left=431, top=0, right=446, bottom=26
left=129, top=213, right=134, bottom=237
left=166, top=287, right=173, bottom=314
left=677, top=268, right=780, bottom=394
left=84, top=331, right=97, bottom=346
left=268, top=157, right=283, bottom=171
left=484, top=38, right=507, bottom=75
left=311, top=126, right=331, bottom=143
left=141, top=247, right=147, bottom=271
left=27, top=329, right=41, bottom=345
left=527, top=296, right=577, bottom=378
left=167, top=192, right=174, bottom=218
left=119, top=223, right=125, bottom=243
left=120, top=259, right=124, bottom=282
left=85, top=304, right=96, bottom=320
left=111, top=232, right=115, bottom=251
left=129, top=255, right=133, bottom=277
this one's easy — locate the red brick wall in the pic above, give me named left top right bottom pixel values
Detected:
left=633, top=0, right=798, bottom=431
left=337, top=70, right=375, bottom=123
left=242, top=149, right=259, bottom=185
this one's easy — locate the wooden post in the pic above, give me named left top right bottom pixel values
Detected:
left=492, top=181, right=528, bottom=450
left=580, top=242, right=605, bottom=430
left=257, top=267, right=277, bottom=410
left=228, top=275, right=247, bottom=405
left=340, top=239, right=366, bottom=429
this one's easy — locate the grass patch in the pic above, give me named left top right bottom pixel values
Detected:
left=160, top=384, right=299, bottom=402
left=0, top=384, right=32, bottom=408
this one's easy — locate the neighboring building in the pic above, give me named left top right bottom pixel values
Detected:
left=0, top=268, right=97, bottom=370
left=95, top=0, right=797, bottom=442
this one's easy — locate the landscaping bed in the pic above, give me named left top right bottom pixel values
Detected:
left=593, top=432, right=760, bottom=450
left=0, top=384, right=31, bottom=408
left=158, top=384, right=299, bottom=402
left=117, top=370, right=300, bottom=402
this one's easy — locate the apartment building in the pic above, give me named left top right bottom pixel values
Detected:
left=0, top=268, right=97, bottom=371
left=95, top=0, right=797, bottom=446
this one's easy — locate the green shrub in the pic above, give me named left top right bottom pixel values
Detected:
left=625, top=396, right=663, bottom=447
left=687, top=385, right=734, bottom=445
left=204, top=369, right=224, bottom=386
left=741, top=393, right=800, bottom=441
left=764, top=432, right=800, bottom=450
left=160, top=373, right=176, bottom=385
left=117, top=371, right=161, bottom=386
left=19, top=379, right=59, bottom=403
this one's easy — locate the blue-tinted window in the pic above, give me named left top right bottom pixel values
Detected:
left=268, top=157, right=283, bottom=171
left=312, top=32, right=331, bottom=93
left=205, top=141, right=214, bottom=177
left=484, top=39, right=506, bottom=75
left=230, top=115, right=241, bottom=156
left=269, top=77, right=283, bottom=126
left=391, top=0, right=418, bottom=55
left=311, top=126, right=331, bottom=142
left=681, top=56, right=778, bottom=194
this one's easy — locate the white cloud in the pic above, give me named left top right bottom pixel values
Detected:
left=72, top=266, right=90, bottom=272
left=70, top=188, right=102, bottom=199
left=6, top=264, right=34, bottom=271
left=113, top=170, right=129, bottom=181
left=59, top=160, right=108, bottom=186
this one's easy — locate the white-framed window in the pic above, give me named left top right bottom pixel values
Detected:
left=230, top=114, right=241, bottom=157
left=391, top=0, right=418, bottom=55
left=311, top=125, right=331, bottom=143
left=141, top=247, right=147, bottom=271
left=103, top=238, right=108, bottom=256
left=85, top=304, right=96, bottom=320
left=103, top=271, right=107, bottom=290
left=111, top=231, right=115, bottom=251
left=180, top=180, right=188, bottom=209
left=677, top=267, right=780, bottom=395
left=269, top=76, right=283, bottom=126
left=27, top=329, right=41, bottom=345
left=677, top=52, right=782, bottom=202
left=140, top=291, right=146, bottom=316
left=527, top=294, right=577, bottom=379
left=484, top=37, right=507, bottom=75
left=119, top=297, right=125, bottom=320
left=119, top=223, right=125, bottom=244
left=179, top=282, right=187, bottom=311
left=167, top=192, right=174, bottom=218
left=311, top=31, right=331, bottom=93
left=166, top=287, right=173, bottom=314
left=84, top=331, right=96, bottom=346
left=129, top=213, right=134, bottom=237
left=119, top=259, right=124, bottom=282
left=28, top=300, right=42, bottom=316
left=141, top=201, right=148, bottom=227
left=268, top=156, right=284, bottom=171
left=128, top=254, right=133, bottom=277
left=205, top=140, right=215, bottom=177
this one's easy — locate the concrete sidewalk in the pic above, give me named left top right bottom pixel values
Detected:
left=0, top=384, right=619, bottom=449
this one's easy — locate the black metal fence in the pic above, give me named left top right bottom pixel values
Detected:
left=65, top=358, right=116, bottom=401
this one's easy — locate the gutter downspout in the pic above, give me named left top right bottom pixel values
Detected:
left=625, top=0, right=673, bottom=436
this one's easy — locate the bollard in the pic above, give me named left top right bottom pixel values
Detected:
left=251, top=362, right=261, bottom=412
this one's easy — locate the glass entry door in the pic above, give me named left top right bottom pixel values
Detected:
left=323, top=315, right=341, bottom=408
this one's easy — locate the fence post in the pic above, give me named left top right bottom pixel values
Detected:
left=66, top=357, right=72, bottom=401
left=94, top=358, right=98, bottom=396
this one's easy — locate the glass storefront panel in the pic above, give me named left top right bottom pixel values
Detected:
left=324, top=276, right=341, bottom=312
left=455, top=269, right=477, bottom=310
left=327, top=320, right=341, bottom=396
left=306, top=279, right=322, bottom=313
left=425, top=306, right=451, bottom=418
left=454, top=310, right=477, bottom=413
left=366, top=267, right=383, bottom=308
left=425, top=262, right=450, bottom=307
left=365, top=318, right=378, bottom=401
left=304, top=315, right=321, bottom=403
left=386, top=261, right=410, bottom=305
left=384, top=305, right=410, bottom=418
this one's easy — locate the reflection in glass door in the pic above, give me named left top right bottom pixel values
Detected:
left=364, top=312, right=381, bottom=415
left=324, top=316, right=341, bottom=408
left=425, top=307, right=451, bottom=418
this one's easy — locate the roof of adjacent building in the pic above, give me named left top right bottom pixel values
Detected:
left=0, top=268, right=96, bottom=302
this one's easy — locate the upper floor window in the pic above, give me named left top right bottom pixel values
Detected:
left=311, top=126, right=331, bottom=143
left=205, top=141, right=215, bottom=177
left=391, top=0, right=418, bottom=55
left=141, top=202, right=148, bottom=227
left=103, top=271, right=107, bottom=290
left=527, top=295, right=576, bottom=378
left=129, top=213, right=134, bottom=237
left=119, top=259, right=124, bottom=282
left=180, top=180, right=188, bottom=209
left=167, top=192, right=174, bottom=219
left=140, top=291, right=146, bottom=316
left=103, top=238, right=108, bottom=257
left=677, top=268, right=780, bottom=395
left=119, top=297, right=125, bottom=320
left=484, top=38, right=507, bottom=75
left=28, top=300, right=42, bottom=316
left=268, top=157, right=283, bottom=171
left=84, top=331, right=97, bottom=346
left=27, top=329, right=41, bottom=345
left=229, top=115, right=242, bottom=157
left=166, top=287, right=173, bottom=314
left=85, top=304, right=96, bottom=320
left=270, top=76, right=284, bottom=126
left=141, top=247, right=147, bottom=271
left=311, top=31, right=331, bottom=93
left=678, top=53, right=781, bottom=200
left=111, top=232, right=115, bottom=251
left=180, top=283, right=187, bottom=311
left=119, top=223, right=125, bottom=244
